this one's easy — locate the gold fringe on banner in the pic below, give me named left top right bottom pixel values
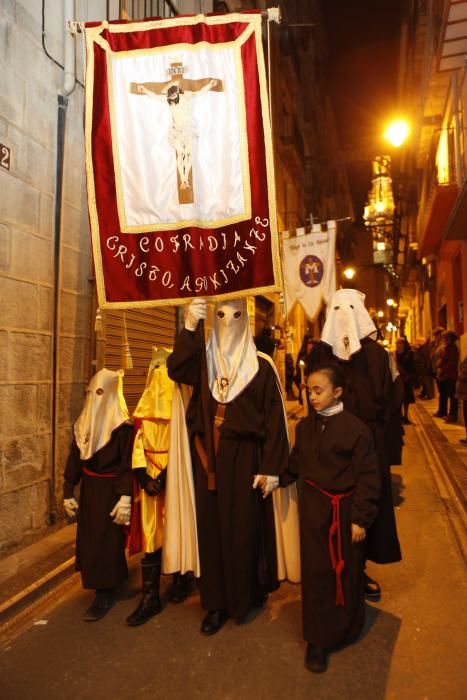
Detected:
left=121, top=312, right=133, bottom=369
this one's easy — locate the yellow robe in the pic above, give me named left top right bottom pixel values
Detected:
left=132, top=365, right=174, bottom=553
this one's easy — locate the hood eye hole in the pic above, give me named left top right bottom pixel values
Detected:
left=96, top=388, right=104, bottom=395
left=217, top=311, right=225, bottom=318
left=350, top=304, right=354, bottom=309
left=334, top=306, right=340, bottom=310
left=234, top=311, right=242, bottom=319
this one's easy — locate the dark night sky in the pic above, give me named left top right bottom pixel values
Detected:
left=322, top=0, right=402, bottom=149
left=321, top=0, right=403, bottom=216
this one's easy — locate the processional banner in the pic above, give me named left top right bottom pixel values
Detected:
left=83, top=12, right=280, bottom=308
left=282, top=222, right=337, bottom=321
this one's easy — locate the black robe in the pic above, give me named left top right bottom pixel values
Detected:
left=167, top=329, right=289, bottom=619
left=281, top=410, right=380, bottom=649
left=306, top=339, right=402, bottom=563
left=63, top=424, right=133, bottom=590
left=396, top=348, right=417, bottom=404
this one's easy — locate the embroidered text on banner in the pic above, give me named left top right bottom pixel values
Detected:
left=84, top=13, right=281, bottom=308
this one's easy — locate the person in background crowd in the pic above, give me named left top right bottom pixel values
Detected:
left=295, top=336, right=319, bottom=406
left=436, top=331, right=459, bottom=423
left=415, top=336, right=434, bottom=400
left=385, top=351, right=405, bottom=469
left=430, top=327, right=445, bottom=415
left=456, top=355, right=467, bottom=444
left=285, top=352, right=296, bottom=400
left=254, top=326, right=276, bottom=358
left=395, top=338, right=417, bottom=425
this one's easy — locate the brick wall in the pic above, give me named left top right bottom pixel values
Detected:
left=0, top=0, right=94, bottom=554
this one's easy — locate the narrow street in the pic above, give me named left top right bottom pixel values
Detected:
left=0, top=406, right=465, bottom=700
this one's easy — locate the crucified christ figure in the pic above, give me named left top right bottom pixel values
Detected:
left=132, top=72, right=222, bottom=205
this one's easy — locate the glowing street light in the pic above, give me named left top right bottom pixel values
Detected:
left=383, top=119, right=410, bottom=148
left=377, top=310, right=384, bottom=318
left=386, top=298, right=395, bottom=307
left=343, top=266, right=356, bottom=280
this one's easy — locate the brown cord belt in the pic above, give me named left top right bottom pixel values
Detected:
left=194, top=402, right=226, bottom=490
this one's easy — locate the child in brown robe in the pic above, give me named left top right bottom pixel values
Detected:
left=279, top=363, right=380, bottom=672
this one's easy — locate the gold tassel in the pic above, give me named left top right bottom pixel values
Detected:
left=121, top=312, right=133, bottom=370
left=94, top=308, right=103, bottom=339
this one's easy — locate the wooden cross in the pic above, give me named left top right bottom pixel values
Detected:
left=131, top=61, right=223, bottom=205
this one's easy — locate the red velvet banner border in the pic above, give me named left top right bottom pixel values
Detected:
left=84, top=14, right=281, bottom=308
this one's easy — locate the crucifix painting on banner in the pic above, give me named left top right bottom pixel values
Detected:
left=83, top=12, right=281, bottom=308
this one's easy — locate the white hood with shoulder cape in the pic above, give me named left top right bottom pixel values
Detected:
left=206, top=298, right=259, bottom=404
left=321, top=288, right=378, bottom=360
left=74, top=368, right=129, bottom=461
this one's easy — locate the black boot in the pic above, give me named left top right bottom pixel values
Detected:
left=126, top=551, right=162, bottom=626
left=83, top=588, right=114, bottom=622
left=168, top=572, right=191, bottom=604
left=305, top=643, right=328, bottom=673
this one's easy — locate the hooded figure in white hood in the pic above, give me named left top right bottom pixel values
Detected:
left=63, top=368, right=134, bottom=621
left=306, top=289, right=401, bottom=592
left=320, top=288, right=378, bottom=361
left=167, top=297, right=299, bottom=636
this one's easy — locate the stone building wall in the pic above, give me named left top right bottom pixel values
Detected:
left=0, top=0, right=97, bottom=554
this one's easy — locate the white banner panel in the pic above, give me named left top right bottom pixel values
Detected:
left=282, top=222, right=336, bottom=321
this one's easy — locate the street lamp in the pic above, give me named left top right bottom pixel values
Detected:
left=386, top=298, right=395, bottom=307
left=343, top=266, right=356, bottom=280
left=383, top=119, right=411, bottom=148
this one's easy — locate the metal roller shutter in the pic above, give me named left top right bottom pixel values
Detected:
left=104, top=307, right=177, bottom=412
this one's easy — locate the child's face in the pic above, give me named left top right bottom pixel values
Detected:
left=306, top=371, right=343, bottom=412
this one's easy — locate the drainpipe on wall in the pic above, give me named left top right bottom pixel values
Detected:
left=49, top=0, right=76, bottom=524
left=451, top=71, right=463, bottom=188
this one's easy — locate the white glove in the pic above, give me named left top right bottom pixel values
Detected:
left=63, top=497, right=79, bottom=518
left=253, top=474, right=279, bottom=499
left=185, top=298, right=207, bottom=332
left=110, top=495, right=132, bottom=526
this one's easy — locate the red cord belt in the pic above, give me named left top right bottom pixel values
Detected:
left=305, top=478, right=354, bottom=607
left=83, top=467, right=116, bottom=478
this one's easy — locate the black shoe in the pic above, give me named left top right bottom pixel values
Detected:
left=168, top=572, right=191, bottom=604
left=236, top=594, right=268, bottom=625
left=460, top=438, right=467, bottom=445
left=254, top=593, right=268, bottom=608
left=201, top=609, right=228, bottom=636
left=433, top=412, right=446, bottom=418
left=305, top=643, right=328, bottom=673
left=126, top=553, right=162, bottom=626
left=364, top=573, right=381, bottom=601
left=84, top=590, right=114, bottom=622
left=444, top=416, right=458, bottom=424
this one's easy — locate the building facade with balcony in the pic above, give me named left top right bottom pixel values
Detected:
left=398, top=0, right=467, bottom=352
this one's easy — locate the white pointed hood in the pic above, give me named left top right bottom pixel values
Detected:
left=206, top=298, right=259, bottom=403
left=74, top=368, right=130, bottom=460
left=321, top=288, right=378, bottom=360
